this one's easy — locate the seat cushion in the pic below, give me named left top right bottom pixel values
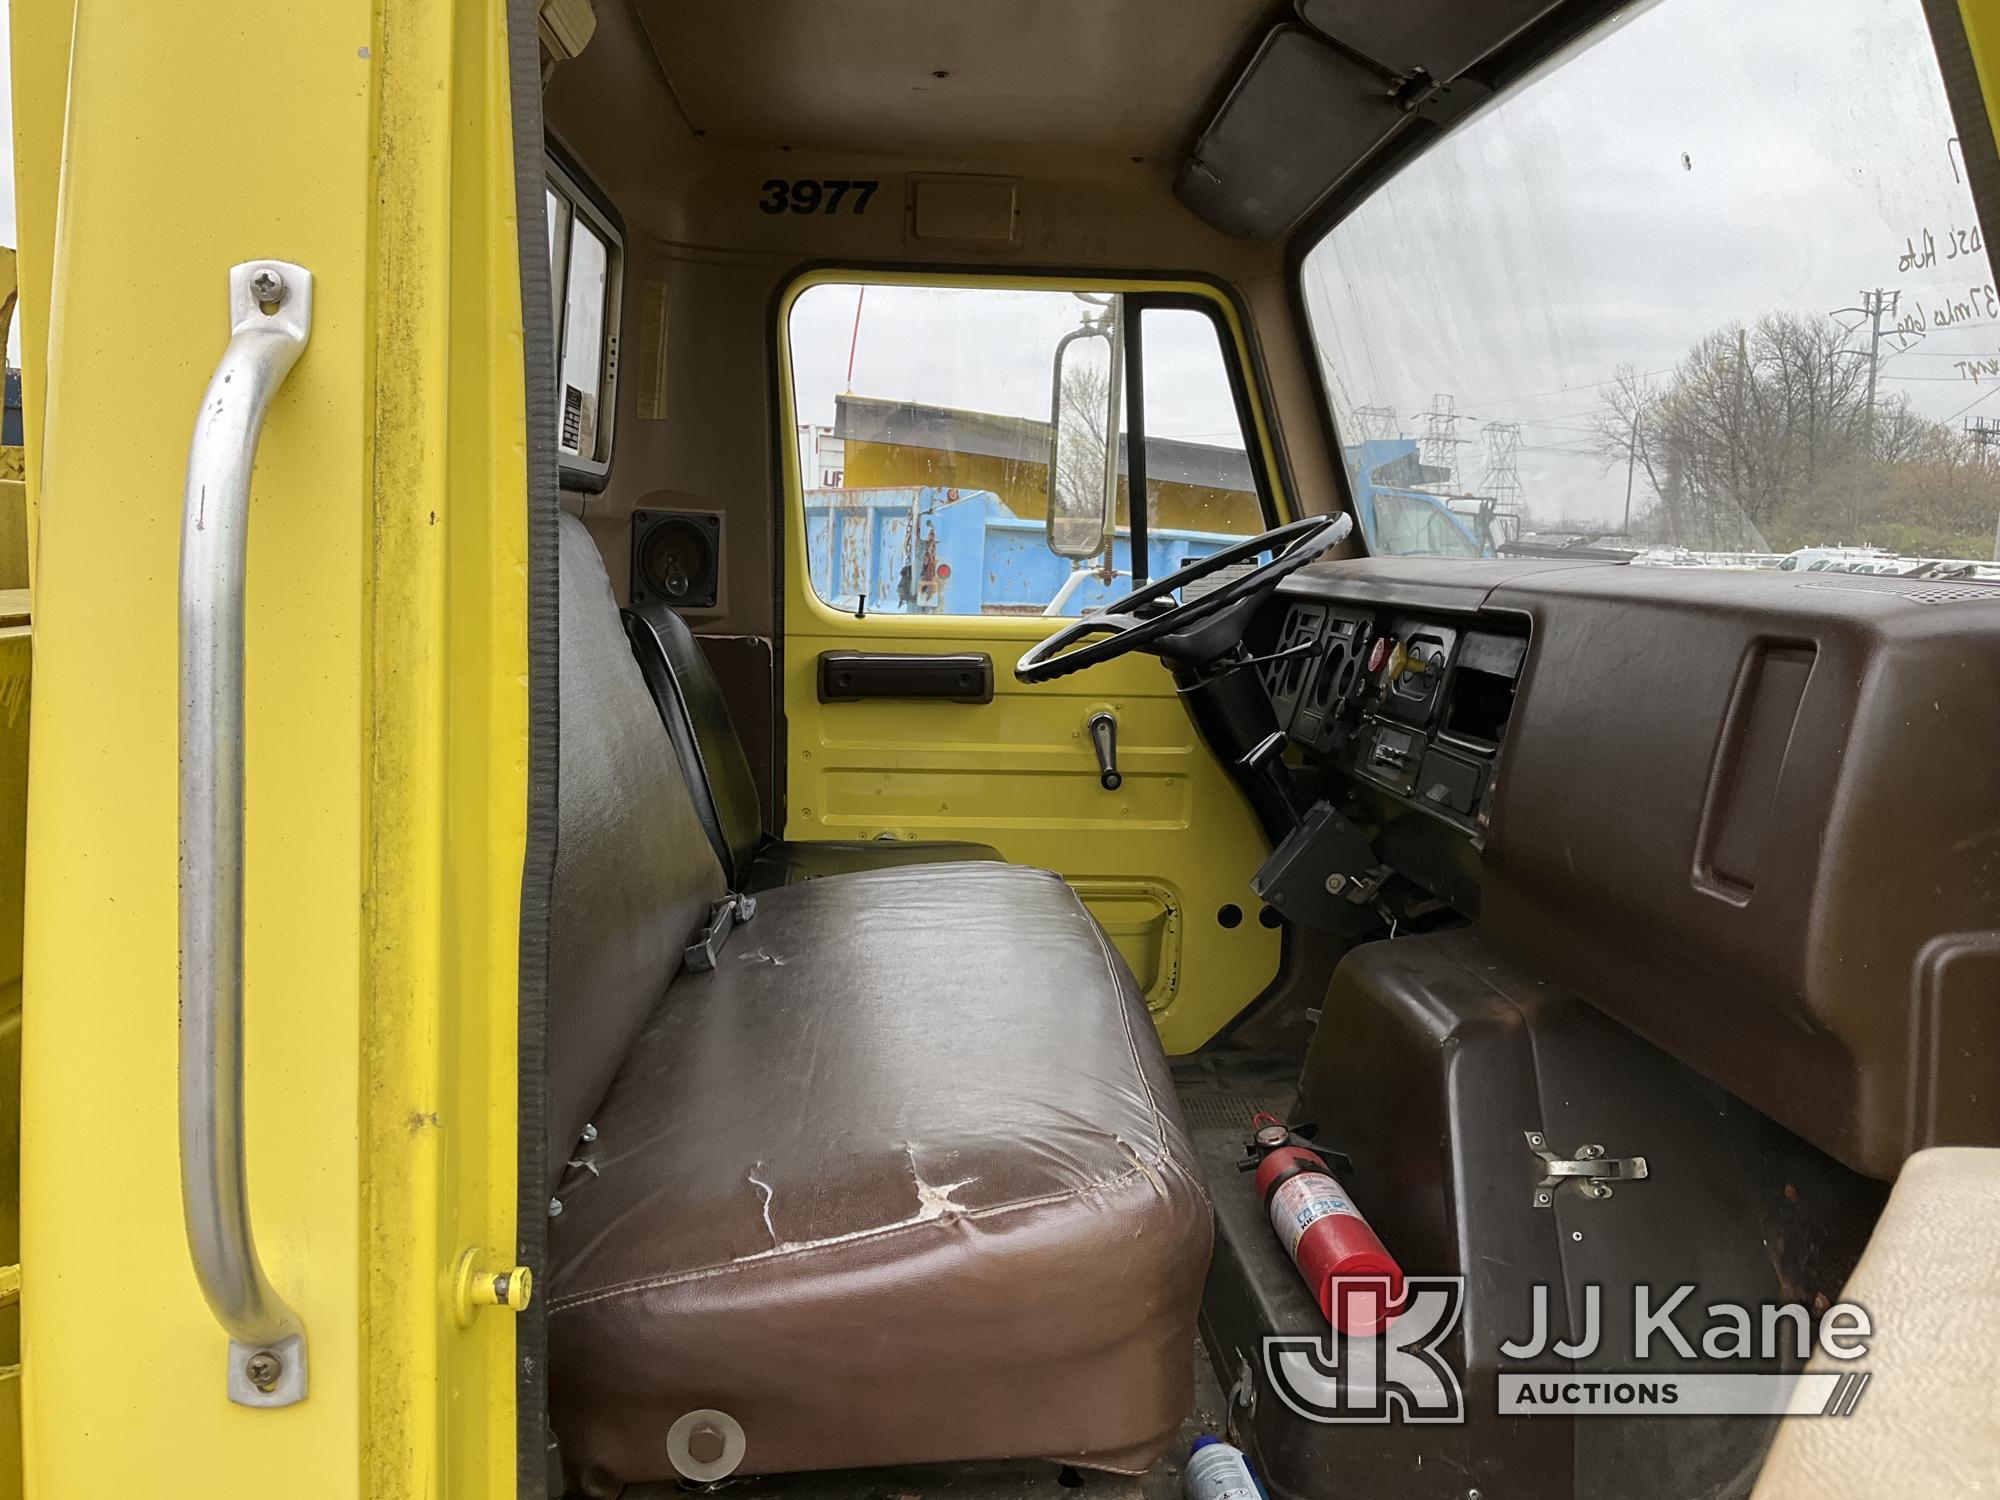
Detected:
left=545, top=861, right=1213, bottom=1496
left=742, top=836, right=1002, bottom=890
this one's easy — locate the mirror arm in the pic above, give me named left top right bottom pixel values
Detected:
left=1124, top=301, right=1150, bottom=589
left=1100, top=298, right=1125, bottom=563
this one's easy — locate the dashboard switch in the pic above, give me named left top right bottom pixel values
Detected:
left=1368, top=637, right=1393, bottom=674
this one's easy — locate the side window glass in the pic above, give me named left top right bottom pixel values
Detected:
left=787, top=283, right=1268, bottom=617
left=546, top=159, right=621, bottom=483
left=1138, top=308, right=1264, bottom=540
left=558, top=220, right=609, bottom=455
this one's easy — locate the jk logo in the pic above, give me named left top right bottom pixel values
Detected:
left=1263, top=1276, right=1467, bottom=1424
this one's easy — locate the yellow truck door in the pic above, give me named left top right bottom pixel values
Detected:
left=778, top=274, right=1289, bottom=1052
left=14, top=2, right=538, bottom=1493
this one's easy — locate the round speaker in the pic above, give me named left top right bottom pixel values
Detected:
left=633, top=510, right=721, bottom=610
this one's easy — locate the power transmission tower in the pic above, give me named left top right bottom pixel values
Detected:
left=1477, top=421, right=1524, bottom=518
left=1353, top=405, right=1401, bottom=443
left=1418, top=394, right=1465, bottom=489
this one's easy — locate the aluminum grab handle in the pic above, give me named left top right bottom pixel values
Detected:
left=179, top=260, right=312, bottom=1408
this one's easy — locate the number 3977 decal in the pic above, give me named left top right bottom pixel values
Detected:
left=760, top=179, right=880, bottom=215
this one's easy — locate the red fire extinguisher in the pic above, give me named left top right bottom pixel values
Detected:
left=1247, top=1113, right=1403, bottom=1336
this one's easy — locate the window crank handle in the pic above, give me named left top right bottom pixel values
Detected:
left=1087, top=711, right=1122, bottom=791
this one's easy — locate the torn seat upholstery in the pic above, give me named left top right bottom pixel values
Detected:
left=548, top=513, right=1213, bottom=1495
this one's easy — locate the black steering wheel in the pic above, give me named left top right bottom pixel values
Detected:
left=1015, top=513, right=1353, bottom=684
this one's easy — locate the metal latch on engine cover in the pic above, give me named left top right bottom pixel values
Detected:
left=684, top=892, right=757, bottom=973
left=1526, top=1130, right=1648, bottom=1207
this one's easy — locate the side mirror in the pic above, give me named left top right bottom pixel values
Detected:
left=1046, top=305, right=1123, bottom=561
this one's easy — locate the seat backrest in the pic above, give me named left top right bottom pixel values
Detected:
left=552, top=512, right=727, bottom=1190
left=625, top=597, right=764, bottom=885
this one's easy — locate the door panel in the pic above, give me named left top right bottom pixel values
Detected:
left=15, top=2, right=529, bottom=1494
left=784, top=624, right=1280, bottom=1050
left=780, top=276, right=1292, bottom=1051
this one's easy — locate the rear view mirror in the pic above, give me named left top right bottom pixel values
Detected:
left=1046, top=303, right=1123, bottom=561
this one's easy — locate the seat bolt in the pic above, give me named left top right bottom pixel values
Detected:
left=687, top=1422, right=725, bottom=1465
left=581, top=1123, right=598, bottom=1142
left=244, top=1351, right=283, bottom=1392
left=1325, top=873, right=1347, bottom=894
left=548, top=1197, right=563, bottom=1218
left=248, top=268, right=287, bottom=307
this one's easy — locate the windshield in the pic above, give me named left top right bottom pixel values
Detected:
left=1300, top=0, right=2000, bottom=577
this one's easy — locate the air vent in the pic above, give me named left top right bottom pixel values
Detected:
left=561, top=384, right=584, bottom=450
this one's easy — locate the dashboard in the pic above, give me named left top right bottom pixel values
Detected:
left=1244, top=552, right=2000, bottom=1184
left=1262, top=599, right=1525, bottom=844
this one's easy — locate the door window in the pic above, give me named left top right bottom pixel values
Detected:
left=548, top=157, right=622, bottom=485
left=787, top=283, right=1270, bottom=617
left=1300, top=0, right=2000, bottom=577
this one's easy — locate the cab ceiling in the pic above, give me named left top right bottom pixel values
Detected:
left=633, top=0, right=1281, bottom=159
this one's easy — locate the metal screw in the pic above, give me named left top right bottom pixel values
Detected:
left=1325, top=873, right=1347, bottom=894
left=1468, top=1490, right=1483, bottom=1500
left=687, top=1421, right=726, bottom=1465
left=1536, top=1190, right=1553, bottom=1206
left=248, top=268, right=287, bottom=307
left=548, top=1197, right=563, bottom=1218
left=244, top=1351, right=283, bottom=1391
left=1571, top=1230, right=1583, bottom=1242
left=581, top=1123, right=598, bottom=1142
left=1527, top=1132, right=1546, bottom=1148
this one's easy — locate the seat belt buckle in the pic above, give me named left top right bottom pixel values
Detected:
left=684, top=891, right=757, bottom=973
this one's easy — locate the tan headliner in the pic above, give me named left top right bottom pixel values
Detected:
left=635, top=0, right=1276, bottom=160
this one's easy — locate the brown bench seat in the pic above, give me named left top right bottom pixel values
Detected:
left=546, top=512, right=1212, bottom=1495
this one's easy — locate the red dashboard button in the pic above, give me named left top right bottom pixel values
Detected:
left=1367, top=637, right=1393, bottom=673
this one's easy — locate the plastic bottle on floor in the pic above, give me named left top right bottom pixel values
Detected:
left=1184, top=1437, right=1260, bottom=1500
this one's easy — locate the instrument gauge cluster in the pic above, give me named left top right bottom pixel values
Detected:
left=1261, top=600, right=1527, bottom=843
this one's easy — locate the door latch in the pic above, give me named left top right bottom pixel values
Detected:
left=452, top=1248, right=534, bottom=1327
left=1526, top=1130, right=1648, bottom=1207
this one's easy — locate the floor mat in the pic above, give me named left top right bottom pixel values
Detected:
left=1169, top=1049, right=1299, bottom=1135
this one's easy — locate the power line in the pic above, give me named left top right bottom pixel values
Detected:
left=1946, top=384, right=2000, bottom=423
left=1463, top=367, right=1677, bottom=409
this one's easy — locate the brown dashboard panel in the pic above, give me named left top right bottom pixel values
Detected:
left=1279, top=558, right=2000, bottom=1180
left=1485, top=566, right=2000, bottom=1180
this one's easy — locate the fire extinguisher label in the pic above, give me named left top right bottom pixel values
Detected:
left=1269, top=1173, right=1363, bottom=1258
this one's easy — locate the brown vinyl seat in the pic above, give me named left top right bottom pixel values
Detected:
left=546, top=512, right=1212, bottom=1496
left=624, top=596, right=1002, bottom=891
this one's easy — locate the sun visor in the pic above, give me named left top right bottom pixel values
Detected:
left=1176, top=26, right=1404, bottom=241
left=1295, top=0, right=1564, bottom=83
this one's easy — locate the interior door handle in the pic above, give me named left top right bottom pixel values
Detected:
left=179, top=260, right=313, bottom=1408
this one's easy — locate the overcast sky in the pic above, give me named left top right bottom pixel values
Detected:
left=1302, top=0, right=1993, bottom=524
left=791, top=285, right=1248, bottom=447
